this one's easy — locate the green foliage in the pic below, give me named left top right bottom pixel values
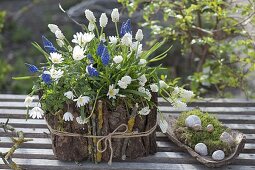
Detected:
left=119, top=0, right=255, bottom=97
left=175, top=109, right=234, bottom=155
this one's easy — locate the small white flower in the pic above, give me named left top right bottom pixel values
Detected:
left=111, top=8, right=119, bottom=22
left=76, top=116, right=87, bottom=124
left=63, top=112, right=74, bottom=121
left=74, top=96, right=90, bottom=107
left=99, top=13, right=108, bottom=27
left=88, top=22, right=95, bottom=31
left=159, top=119, right=168, bottom=133
left=172, top=86, right=180, bottom=96
left=113, top=55, right=123, bottom=64
left=138, top=59, right=146, bottom=65
left=24, top=96, right=34, bottom=108
left=107, top=84, right=119, bottom=99
left=145, top=89, right=152, bottom=101
left=49, top=52, right=64, bottom=64
left=49, top=66, right=64, bottom=80
left=172, top=100, right=187, bottom=110
left=121, top=76, right=132, bottom=84
left=121, top=33, right=132, bottom=46
left=29, top=107, right=44, bottom=119
left=138, top=74, right=147, bottom=86
left=180, top=89, right=194, bottom=102
left=55, top=30, right=65, bottom=40
left=72, top=46, right=86, bottom=61
left=117, top=80, right=128, bottom=89
left=159, top=80, right=168, bottom=89
left=138, top=107, right=150, bottom=115
left=109, top=36, right=118, bottom=44
left=131, top=42, right=143, bottom=57
left=56, top=39, right=64, bottom=47
left=138, top=86, right=146, bottom=93
left=64, top=91, right=75, bottom=100
left=48, top=24, right=60, bottom=33
left=85, top=9, right=96, bottom=23
left=135, top=29, right=143, bottom=41
left=72, top=32, right=95, bottom=47
left=150, top=83, right=159, bottom=92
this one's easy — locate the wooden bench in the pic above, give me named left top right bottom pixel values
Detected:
left=0, top=94, right=255, bottom=170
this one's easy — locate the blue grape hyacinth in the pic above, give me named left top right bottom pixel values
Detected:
left=86, top=64, right=99, bottom=77
left=25, top=63, right=38, bottom=73
left=97, top=41, right=105, bottom=56
left=41, top=71, right=52, bottom=84
left=101, top=47, right=110, bottom=65
left=42, top=35, right=57, bottom=53
left=120, top=19, right=132, bottom=37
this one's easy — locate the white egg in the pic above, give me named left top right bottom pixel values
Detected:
left=207, top=124, right=214, bottom=132
left=212, top=150, right=225, bottom=160
left=185, top=115, right=201, bottom=128
left=220, top=132, right=234, bottom=145
left=194, top=143, right=208, bottom=156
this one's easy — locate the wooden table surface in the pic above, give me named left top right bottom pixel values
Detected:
left=0, top=94, right=255, bottom=170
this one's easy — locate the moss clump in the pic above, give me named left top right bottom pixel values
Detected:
left=174, top=109, right=234, bottom=156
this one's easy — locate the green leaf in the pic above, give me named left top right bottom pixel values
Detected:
left=123, top=89, right=148, bottom=98
left=12, top=76, right=36, bottom=80
left=32, top=42, right=50, bottom=63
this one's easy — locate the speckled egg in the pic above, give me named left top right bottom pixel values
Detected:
left=185, top=115, right=201, bottom=128
left=207, top=124, right=214, bottom=132
left=194, top=143, right=208, bottom=156
left=212, top=150, right=225, bottom=161
left=220, top=132, right=234, bottom=145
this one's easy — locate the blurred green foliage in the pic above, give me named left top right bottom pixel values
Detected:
left=119, top=0, right=255, bottom=97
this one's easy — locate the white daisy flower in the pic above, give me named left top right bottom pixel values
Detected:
left=138, top=59, right=146, bottom=65
left=29, top=107, right=44, bottom=119
left=85, top=9, right=96, bottom=23
left=135, top=29, right=143, bottom=41
left=150, top=83, right=159, bottom=92
left=63, top=112, right=74, bottom=121
left=121, top=33, right=132, bottom=46
left=107, top=84, right=119, bottom=99
left=99, top=13, right=108, bottom=27
left=159, top=119, right=168, bottom=133
left=64, top=91, right=75, bottom=100
left=74, top=96, right=90, bottom=107
left=113, top=55, right=123, bottom=64
left=138, top=107, right=150, bottom=115
left=109, top=36, right=118, bottom=44
left=55, top=30, right=65, bottom=40
left=111, top=8, right=119, bottom=22
left=159, top=80, right=168, bottom=89
left=72, top=32, right=95, bottom=47
left=49, top=66, right=64, bottom=80
left=48, top=24, right=60, bottom=33
left=138, top=74, right=147, bottom=86
left=72, top=46, right=86, bottom=61
left=49, top=52, right=64, bottom=64
left=24, top=96, right=34, bottom=108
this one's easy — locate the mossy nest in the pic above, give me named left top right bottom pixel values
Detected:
left=174, top=109, right=235, bottom=156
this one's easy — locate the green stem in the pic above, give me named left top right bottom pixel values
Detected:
left=115, top=22, right=119, bottom=39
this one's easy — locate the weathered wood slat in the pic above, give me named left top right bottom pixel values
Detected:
left=0, top=94, right=254, bottom=169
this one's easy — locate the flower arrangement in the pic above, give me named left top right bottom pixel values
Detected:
left=17, top=8, right=194, bottom=163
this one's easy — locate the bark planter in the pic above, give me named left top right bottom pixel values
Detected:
left=44, top=93, right=158, bottom=163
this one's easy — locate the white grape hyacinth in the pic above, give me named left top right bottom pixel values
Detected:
left=72, top=46, right=86, bottom=61
left=24, top=96, right=34, bottom=108
left=55, top=30, right=65, bottom=40
left=135, top=29, right=143, bottom=41
left=121, top=33, right=132, bottom=46
left=63, top=112, right=74, bottom=121
left=88, top=22, right=95, bottom=31
left=111, top=8, right=119, bottom=22
left=49, top=52, right=64, bottom=64
left=180, top=89, right=194, bottom=102
left=99, top=13, right=108, bottom=27
left=172, top=99, right=187, bottom=110
left=138, top=59, right=147, bottom=65
left=48, top=24, right=60, bottom=33
left=121, top=76, right=132, bottom=84
left=109, top=36, right=118, bottom=44
left=107, top=84, right=119, bottom=99
left=159, top=80, right=168, bottom=89
left=138, top=74, right=147, bottom=86
left=150, top=83, right=159, bottom=92
left=29, top=107, right=44, bottom=119
left=64, top=91, right=75, bottom=100
left=118, top=76, right=132, bottom=89
left=74, top=96, right=90, bottom=107
left=72, top=32, right=95, bottom=47
left=85, top=9, right=96, bottom=23
left=159, top=119, right=168, bottom=133
left=113, top=55, right=123, bottom=64
left=56, top=39, right=64, bottom=47
left=138, top=107, right=151, bottom=115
